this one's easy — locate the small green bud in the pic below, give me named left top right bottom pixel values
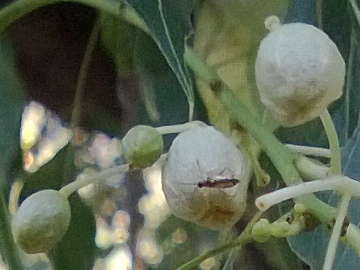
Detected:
left=122, top=125, right=163, bottom=168
left=12, top=190, right=71, bottom=254
left=271, top=220, right=292, bottom=236
left=252, top=219, right=271, bottom=242
left=293, top=203, right=307, bottom=218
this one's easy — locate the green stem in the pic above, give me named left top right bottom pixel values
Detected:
left=323, top=193, right=351, bottom=270
left=318, top=109, right=346, bottom=269
left=350, top=0, right=360, bottom=28
left=294, top=155, right=329, bottom=180
left=255, top=176, right=360, bottom=211
left=175, top=211, right=263, bottom=270
left=285, top=144, right=331, bottom=158
left=155, top=121, right=206, bottom=135
left=346, top=224, right=360, bottom=257
left=59, top=164, right=129, bottom=197
left=62, top=17, right=101, bottom=186
left=319, top=109, right=341, bottom=174
left=0, top=0, right=120, bottom=34
left=218, top=88, right=299, bottom=183
left=184, top=46, right=336, bottom=224
left=248, top=146, right=270, bottom=187
left=0, top=191, right=23, bottom=270
left=70, top=17, right=101, bottom=129
left=184, top=47, right=295, bottom=181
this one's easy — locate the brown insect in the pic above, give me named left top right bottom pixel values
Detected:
left=197, top=178, right=240, bottom=189
left=177, top=161, right=240, bottom=189
left=195, top=160, right=240, bottom=189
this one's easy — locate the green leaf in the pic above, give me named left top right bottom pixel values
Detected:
left=51, top=194, right=96, bottom=270
left=345, top=0, right=360, bottom=142
left=286, top=0, right=316, bottom=24
left=134, top=30, right=190, bottom=127
left=287, top=223, right=360, bottom=270
left=100, top=12, right=136, bottom=72
left=0, top=40, right=25, bottom=270
left=256, top=239, right=304, bottom=270
left=121, top=0, right=195, bottom=119
left=0, top=41, right=25, bottom=185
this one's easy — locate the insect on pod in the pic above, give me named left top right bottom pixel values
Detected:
left=177, top=165, right=241, bottom=188
left=197, top=178, right=240, bottom=189
left=194, top=164, right=241, bottom=188
left=162, top=125, right=249, bottom=230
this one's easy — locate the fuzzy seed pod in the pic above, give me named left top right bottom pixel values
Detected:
left=12, top=190, right=71, bottom=254
left=122, top=125, right=164, bottom=168
left=255, top=16, right=345, bottom=127
left=162, top=126, right=249, bottom=230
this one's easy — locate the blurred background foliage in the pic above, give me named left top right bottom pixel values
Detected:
left=0, top=0, right=359, bottom=269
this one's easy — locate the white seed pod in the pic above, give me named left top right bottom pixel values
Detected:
left=12, top=190, right=71, bottom=254
left=162, top=126, right=249, bottom=230
left=255, top=16, right=345, bottom=127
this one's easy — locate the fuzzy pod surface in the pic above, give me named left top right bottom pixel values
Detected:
left=162, top=126, right=249, bottom=230
left=122, top=125, right=164, bottom=168
left=12, top=190, right=71, bottom=254
left=255, top=17, right=345, bottom=127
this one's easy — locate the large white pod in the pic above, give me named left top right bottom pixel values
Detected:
left=255, top=16, right=345, bottom=127
left=162, top=126, right=249, bottom=230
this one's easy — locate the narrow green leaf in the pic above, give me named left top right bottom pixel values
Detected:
left=134, top=31, right=190, bottom=126
left=0, top=40, right=25, bottom=269
left=0, top=43, right=25, bottom=184
left=122, top=0, right=195, bottom=119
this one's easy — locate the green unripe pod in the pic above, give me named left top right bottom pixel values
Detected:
left=122, top=125, right=164, bottom=168
left=12, top=190, right=71, bottom=254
